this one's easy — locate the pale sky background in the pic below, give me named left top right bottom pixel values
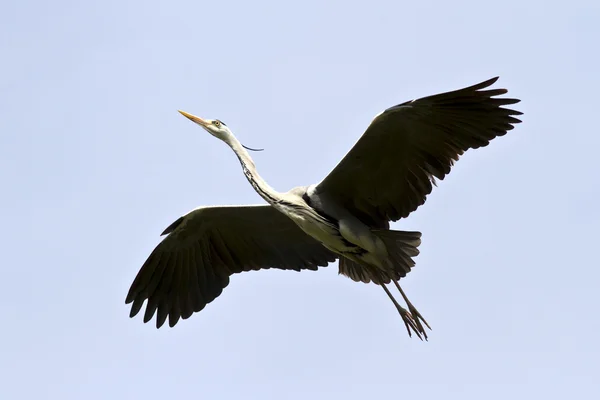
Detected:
left=2, top=0, right=599, bottom=398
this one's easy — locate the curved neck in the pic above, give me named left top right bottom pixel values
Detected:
left=224, top=135, right=282, bottom=205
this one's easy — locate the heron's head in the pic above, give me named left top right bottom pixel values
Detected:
left=177, top=110, right=264, bottom=152
left=178, top=110, right=231, bottom=140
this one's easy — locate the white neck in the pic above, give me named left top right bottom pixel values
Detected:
left=223, top=134, right=282, bottom=205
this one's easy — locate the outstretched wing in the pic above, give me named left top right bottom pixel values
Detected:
left=313, top=77, right=522, bottom=227
left=125, top=205, right=337, bottom=328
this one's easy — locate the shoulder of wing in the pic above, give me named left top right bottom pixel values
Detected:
left=159, top=204, right=272, bottom=237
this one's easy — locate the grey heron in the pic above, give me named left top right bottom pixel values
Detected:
left=125, top=77, right=522, bottom=339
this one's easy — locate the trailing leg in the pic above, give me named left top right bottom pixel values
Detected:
left=381, top=284, right=423, bottom=340
left=392, top=280, right=431, bottom=339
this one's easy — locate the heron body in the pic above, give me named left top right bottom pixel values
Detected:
left=126, top=77, right=522, bottom=339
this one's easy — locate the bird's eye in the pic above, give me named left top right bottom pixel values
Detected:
left=213, top=120, right=221, bottom=127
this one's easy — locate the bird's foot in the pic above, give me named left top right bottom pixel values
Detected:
left=399, top=305, right=424, bottom=340
left=382, top=284, right=424, bottom=340
left=392, top=280, right=431, bottom=340
left=407, top=304, right=430, bottom=341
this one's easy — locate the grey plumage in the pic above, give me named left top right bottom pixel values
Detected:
left=126, top=77, right=522, bottom=339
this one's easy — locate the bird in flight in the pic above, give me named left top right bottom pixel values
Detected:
left=125, top=77, right=522, bottom=340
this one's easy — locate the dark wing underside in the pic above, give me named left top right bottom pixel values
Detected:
left=125, top=205, right=338, bottom=328
left=314, top=77, right=522, bottom=227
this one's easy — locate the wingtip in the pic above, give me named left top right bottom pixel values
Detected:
left=476, top=76, right=500, bottom=90
left=129, top=306, right=139, bottom=319
left=161, top=216, right=185, bottom=236
left=459, top=76, right=501, bottom=93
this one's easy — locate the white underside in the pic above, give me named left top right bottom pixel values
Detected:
left=277, top=203, right=390, bottom=271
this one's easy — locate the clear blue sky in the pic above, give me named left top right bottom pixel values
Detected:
left=2, top=0, right=599, bottom=398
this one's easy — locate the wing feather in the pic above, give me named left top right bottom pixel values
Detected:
left=126, top=205, right=338, bottom=328
left=314, top=77, right=522, bottom=227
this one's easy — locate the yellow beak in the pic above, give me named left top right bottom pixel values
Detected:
left=178, top=110, right=209, bottom=127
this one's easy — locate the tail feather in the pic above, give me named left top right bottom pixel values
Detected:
left=338, top=230, right=423, bottom=284
left=373, top=230, right=422, bottom=279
